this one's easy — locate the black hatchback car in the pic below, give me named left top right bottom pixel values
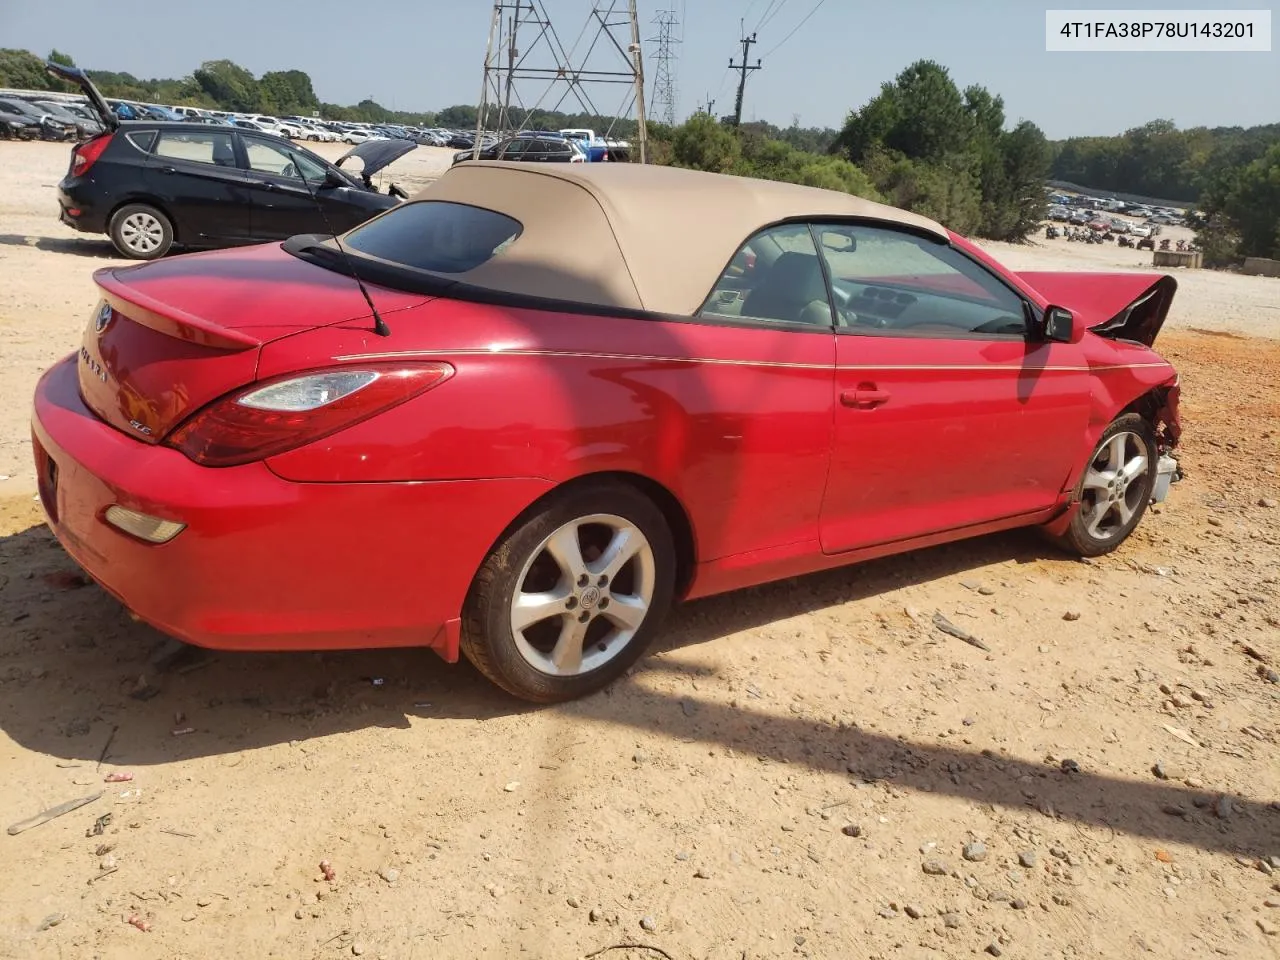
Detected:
left=451, top=133, right=586, bottom=166
left=47, top=63, right=410, bottom=260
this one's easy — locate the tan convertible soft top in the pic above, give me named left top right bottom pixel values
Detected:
left=403, top=160, right=948, bottom=316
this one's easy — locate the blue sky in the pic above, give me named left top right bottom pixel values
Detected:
left=2, top=0, right=1275, bottom=138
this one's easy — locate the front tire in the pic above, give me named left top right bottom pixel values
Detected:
left=461, top=482, right=676, bottom=703
left=108, top=204, right=173, bottom=260
left=1053, top=413, right=1157, bottom=557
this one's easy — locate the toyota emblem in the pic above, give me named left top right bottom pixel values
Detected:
left=94, top=302, right=113, bottom=334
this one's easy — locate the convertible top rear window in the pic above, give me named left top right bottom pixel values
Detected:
left=343, top=200, right=523, bottom=274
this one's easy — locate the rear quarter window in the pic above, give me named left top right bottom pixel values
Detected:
left=343, top=201, right=523, bottom=274
left=125, top=130, right=158, bottom=153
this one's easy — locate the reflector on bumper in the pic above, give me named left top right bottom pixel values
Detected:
left=104, top=505, right=185, bottom=544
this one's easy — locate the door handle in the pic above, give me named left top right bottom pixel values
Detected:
left=159, top=166, right=176, bottom=174
left=262, top=182, right=277, bottom=191
left=840, top=385, right=891, bottom=409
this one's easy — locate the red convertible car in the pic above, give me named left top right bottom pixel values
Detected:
left=31, top=162, right=1181, bottom=702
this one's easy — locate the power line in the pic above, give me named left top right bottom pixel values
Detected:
left=752, top=0, right=781, bottom=33
left=762, top=0, right=826, bottom=57
left=756, top=0, right=789, bottom=32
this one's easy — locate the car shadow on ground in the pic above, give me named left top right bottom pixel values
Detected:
left=0, top=233, right=120, bottom=259
left=1, top=511, right=1274, bottom=860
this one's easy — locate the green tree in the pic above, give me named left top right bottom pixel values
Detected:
left=831, top=60, right=1047, bottom=239
left=192, top=59, right=259, bottom=112
left=48, top=49, right=75, bottom=68
left=670, top=112, right=742, bottom=173
left=0, top=48, right=67, bottom=90
left=259, top=69, right=319, bottom=115
left=1200, top=144, right=1280, bottom=260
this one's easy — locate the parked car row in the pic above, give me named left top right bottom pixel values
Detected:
left=1046, top=191, right=1189, bottom=227
left=1047, top=203, right=1162, bottom=238
left=0, top=80, right=497, bottom=151
left=0, top=94, right=107, bottom=140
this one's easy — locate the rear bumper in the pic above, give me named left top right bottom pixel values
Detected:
left=57, top=181, right=108, bottom=234
left=32, top=355, right=551, bottom=658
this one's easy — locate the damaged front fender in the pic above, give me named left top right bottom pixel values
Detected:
left=1045, top=367, right=1181, bottom=539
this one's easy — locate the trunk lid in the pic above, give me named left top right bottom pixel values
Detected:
left=44, top=61, right=117, bottom=131
left=78, top=243, right=432, bottom=442
left=1016, top=271, right=1177, bottom=346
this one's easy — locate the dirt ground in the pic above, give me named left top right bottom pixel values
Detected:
left=1, top=139, right=1278, bottom=960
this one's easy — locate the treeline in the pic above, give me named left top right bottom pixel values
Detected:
left=657, top=114, right=879, bottom=199
left=1050, top=119, right=1280, bottom=204
left=662, top=61, right=1050, bottom=242
left=2, top=47, right=434, bottom=124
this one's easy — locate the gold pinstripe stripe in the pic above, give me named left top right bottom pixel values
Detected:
left=334, top=347, right=1172, bottom=375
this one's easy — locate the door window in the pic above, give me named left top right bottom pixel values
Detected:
left=699, top=223, right=833, bottom=326
left=815, top=224, right=1029, bottom=338
left=243, top=138, right=327, bottom=183
left=154, top=130, right=237, bottom=167
left=499, top=139, right=529, bottom=160
left=517, top=140, right=548, bottom=160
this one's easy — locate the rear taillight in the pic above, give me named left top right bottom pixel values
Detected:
left=71, top=133, right=113, bottom=176
left=165, top=363, right=453, bottom=467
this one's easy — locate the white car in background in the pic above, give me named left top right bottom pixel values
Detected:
left=244, top=115, right=300, bottom=139
left=1130, top=224, right=1153, bottom=238
left=342, top=128, right=380, bottom=144
left=304, top=124, right=339, bottom=142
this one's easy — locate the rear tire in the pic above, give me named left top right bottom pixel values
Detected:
left=461, top=482, right=676, bottom=703
left=1051, top=413, right=1157, bottom=557
left=109, top=204, right=173, bottom=260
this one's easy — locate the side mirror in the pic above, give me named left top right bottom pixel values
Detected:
left=322, top=168, right=347, bottom=189
left=1042, top=305, right=1082, bottom=343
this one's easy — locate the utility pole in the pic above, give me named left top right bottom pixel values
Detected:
left=628, top=0, right=648, bottom=162
left=701, top=94, right=716, bottom=116
left=728, top=31, right=760, bottom=127
left=500, top=0, right=523, bottom=132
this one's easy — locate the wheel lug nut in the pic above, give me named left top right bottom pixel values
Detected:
left=565, top=597, right=578, bottom=610
left=599, top=597, right=610, bottom=609
left=577, top=611, right=590, bottom=623
left=577, top=574, right=589, bottom=588
left=598, top=575, right=609, bottom=587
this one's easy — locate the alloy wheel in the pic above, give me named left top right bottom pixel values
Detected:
left=1079, top=431, right=1149, bottom=541
left=509, top=513, right=656, bottom=677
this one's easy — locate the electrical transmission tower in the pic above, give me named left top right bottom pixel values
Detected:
left=648, top=7, right=680, bottom=126
left=474, top=1, right=648, bottom=161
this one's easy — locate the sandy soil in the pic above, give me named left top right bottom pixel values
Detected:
left=1, top=139, right=1278, bottom=960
